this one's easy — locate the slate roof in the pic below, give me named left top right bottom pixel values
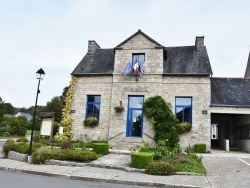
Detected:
left=211, top=77, right=250, bottom=107
left=71, top=30, right=212, bottom=76
left=163, top=46, right=212, bottom=75
left=15, top=112, right=32, bottom=121
left=71, top=49, right=115, bottom=76
left=39, top=112, right=55, bottom=118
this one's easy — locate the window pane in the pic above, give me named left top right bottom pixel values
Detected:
left=132, top=54, right=145, bottom=66
left=88, top=95, right=100, bottom=102
left=176, top=107, right=184, bottom=122
left=129, top=96, right=144, bottom=108
left=87, top=104, right=94, bottom=117
left=176, top=98, right=191, bottom=105
left=131, top=110, right=142, bottom=136
left=93, top=104, right=100, bottom=118
left=184, top=108, right=191, bottom=123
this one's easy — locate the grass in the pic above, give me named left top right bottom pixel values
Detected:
left=26, top=130, right=39, bottom=135
left=172, top=153, right=206, bottom=174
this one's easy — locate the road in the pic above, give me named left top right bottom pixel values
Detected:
left=0, top=170, right=154, bottom=188
left=202, top=153, right=250, bottom=188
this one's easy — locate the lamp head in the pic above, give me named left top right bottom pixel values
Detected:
left=36, top=68, right=45, bottom=80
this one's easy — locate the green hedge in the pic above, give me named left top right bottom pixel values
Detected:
left=195, top=143, right=206, bottom=153
left=93, top=143, right=109, bottom=155
left=131, top=152, right=154, bottom=169
left=54, top=149, right=97, bottom=162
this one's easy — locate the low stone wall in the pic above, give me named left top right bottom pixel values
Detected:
left=8, top=151, right=28, bottom=162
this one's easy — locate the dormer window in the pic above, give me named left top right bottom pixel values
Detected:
left=132, top=54, right=145, bottom=67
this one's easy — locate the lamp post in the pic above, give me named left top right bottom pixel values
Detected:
left=28, top=68, right=45, bottom=159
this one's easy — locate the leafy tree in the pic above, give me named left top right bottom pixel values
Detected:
left=4, top=103, right=14, bottom=114
left=143, top=96, right=179, bottom=148
left=45, top=96, right=64, bottom=122
left=0, top=97, right=6, bottom=122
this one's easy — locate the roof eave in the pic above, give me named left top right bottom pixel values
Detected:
left=210, top=104, right=250, bottom=108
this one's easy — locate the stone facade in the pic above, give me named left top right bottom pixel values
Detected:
left=71, top=30, right=213, bottom=150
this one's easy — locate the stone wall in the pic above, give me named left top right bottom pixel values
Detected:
left=163, top=76, right=211, bottom=150
left=71, top=76, right=113, bottom=141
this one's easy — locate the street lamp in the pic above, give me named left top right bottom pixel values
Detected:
left=28, top=68, right=45, bottom=159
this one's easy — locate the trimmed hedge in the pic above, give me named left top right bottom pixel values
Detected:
left=145, top=160, right=176, bottom=175
left=54, top=149, right=97, bottom=162
left=131, top=152, right=154, bottom=169
left=93, top=143, right=109, bottom=155
left=195, top=143, right=206, bottom=153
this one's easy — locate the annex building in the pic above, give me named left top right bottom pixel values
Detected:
left=70, top=30, right=250, bottom=152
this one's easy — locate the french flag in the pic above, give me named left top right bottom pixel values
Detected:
left=134, top=61, right=139, bottom=74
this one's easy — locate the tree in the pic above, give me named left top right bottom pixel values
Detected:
left=6, top=116, right=28, bottom=136
left=45, top=96, right=64, bottom=122
left=0, top=97, right=6, bottom=122
left=4, top=103, right=14, bottom=114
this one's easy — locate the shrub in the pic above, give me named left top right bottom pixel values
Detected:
left=32, top=146, right=53, bottom=164
left=6, top=117, right=27, bottom=136
left=59, top=140, right=72, bottom=150
left=143, top=96, right=179, bottom=148
left=131, top=152, right=154, bottom=169
left=176, top=122, right=192, bottom=134
left=15, top=143, right=30, bottom=154
left=83, top=117, right=98, bottom=127
left=3, top=139, right=16, bottom=156
left=16, top=137, right=29, bottom=142
left=54, top=149, right=97, bottom=162
left=195, top=143, right=206, bottom=153
left=145, top=161, right=176, bottom=175
left=32, top=134, right=40, bottom=142
left=93, top=143, right=109, bottom=155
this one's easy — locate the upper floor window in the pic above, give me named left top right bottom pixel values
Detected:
left=175, top=97, right=192, bottom=124
left=86, top=95, right=101, bottom=120
left=132, top=54, right=145, bottom=67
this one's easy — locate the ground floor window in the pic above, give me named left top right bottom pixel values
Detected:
left=175, top=97, right=192, bottom=124
left=86, top=95, right=101, bottom=120
left=126, top=96, right=144, bottom=137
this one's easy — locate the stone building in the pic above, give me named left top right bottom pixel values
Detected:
left=70, top=30, right=250, bottom=152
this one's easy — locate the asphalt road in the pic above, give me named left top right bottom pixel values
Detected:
left=0, top=170, right=154, bottom=188
left=203, top=155, right=250, bottom=188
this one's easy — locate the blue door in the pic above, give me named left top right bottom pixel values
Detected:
left=126, top=96, right=144, bottom=137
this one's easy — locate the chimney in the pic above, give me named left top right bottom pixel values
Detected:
left=195, top=36, right=204, bottom=51
left=87, top=40, right=100, bottom=55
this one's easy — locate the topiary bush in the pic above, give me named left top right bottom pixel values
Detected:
left=131, top=152, right=154, bottom=169
left=93, top=143, right=109, bottom=155
left=3, top=139, right=16, bottom=156
left=145, top=160, right=176, bottom=175
left=54, top=149, right=97, bottom=162
left=176, top=122, right=192, bottom=134
left=195, top=143, right=206, bottom=153
left=32, top=146, right=53, bottom=164
left=143, top=96, right=179, bottom=148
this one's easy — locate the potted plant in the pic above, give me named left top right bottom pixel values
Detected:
left=83, top=117, right=98, bottom=127
left=114, top=106, right=125, bottom=112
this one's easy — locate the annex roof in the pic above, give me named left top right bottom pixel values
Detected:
left=211, top=77, right=250, bottom=107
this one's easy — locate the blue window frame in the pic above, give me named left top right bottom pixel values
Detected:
left=175, top=97, right=192, bottom=124
left=126, top=96, right=144, bottom=137
left=132, top=54, right=145, bottom=67
left=86, top=95, right=101, bottom=120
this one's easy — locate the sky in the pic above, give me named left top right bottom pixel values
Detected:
left=1, top=0, right=250, bottom=108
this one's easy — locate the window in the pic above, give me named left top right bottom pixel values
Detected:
left=132, top=54, right=145, bottom=67
left=86, top=95, right=101, bottom=120
left=175, top=97, right=192, bottom=124
left=126, top=96, right=144, bottom=137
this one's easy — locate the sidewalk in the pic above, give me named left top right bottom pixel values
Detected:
left=0, top=151, right=211, bottom=188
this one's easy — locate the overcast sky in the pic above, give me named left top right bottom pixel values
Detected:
left=1, top=0, right=250, bottom=108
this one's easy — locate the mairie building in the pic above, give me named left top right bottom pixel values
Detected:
left=70, top=30, right=250, bottom=152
